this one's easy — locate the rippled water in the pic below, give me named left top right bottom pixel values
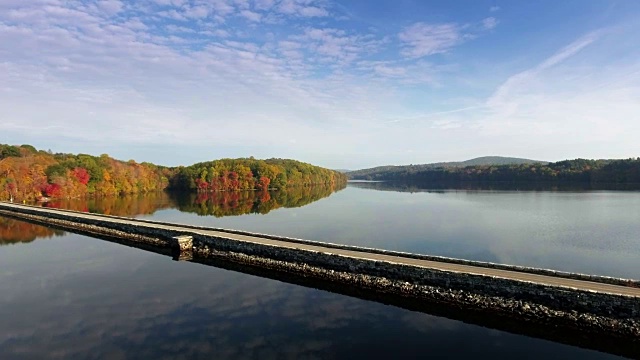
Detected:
left=1, top=183, right=638, bottom=359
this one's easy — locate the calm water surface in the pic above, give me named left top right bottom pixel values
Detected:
left=1, top=184, right=638, bottom=359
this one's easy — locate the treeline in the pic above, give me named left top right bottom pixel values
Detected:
left=172, top=183, right=345, bottom=217
left=0, top=144, right=172, bottom=200
left=0, top=144, right=347, bottom=201
left=349, top=158, right=640, bottom=185
left=168, top=158, right=347, bottom=192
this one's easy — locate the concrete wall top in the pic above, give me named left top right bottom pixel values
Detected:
left=1, top=201, right=638, bottom=289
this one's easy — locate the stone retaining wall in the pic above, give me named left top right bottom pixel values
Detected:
left=5, top=202, right=638, bottom=289
left=192, top=235, right=639, bottom=319
left=0, top=209, right=167, bottom=247
left=1, top=202, right=639, bottom=327
left=193, top=245, right=640, bottom=338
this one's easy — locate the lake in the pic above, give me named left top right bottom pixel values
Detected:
left=1, top=183, right=638, bottom=359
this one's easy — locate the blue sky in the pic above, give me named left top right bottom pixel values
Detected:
left=1, top=0, right=639, bottom=169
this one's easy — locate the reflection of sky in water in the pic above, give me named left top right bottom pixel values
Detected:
left=146, top=186, right=640, bottom=278
left=0, top=234, right=621, bottom=359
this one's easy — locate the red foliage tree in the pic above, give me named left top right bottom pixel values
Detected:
left=44, top=183, right=62, bottom=197
left=257, top=176, right=271, bottom=191
left=195, top=178, right=209, bottom=192
left=72, top=167, right=90, bottom=185
left=228, top=171, right=239, bottom=190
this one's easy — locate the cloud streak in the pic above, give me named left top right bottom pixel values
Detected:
left=399, top=23, right=464, bottom=58
left=398, top=17, right=498, bottom=58
left=487, top=31, right=603, bottom=112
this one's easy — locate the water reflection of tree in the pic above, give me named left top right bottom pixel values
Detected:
left=349, top=181, right=640, bottom=192
left=0, top=217, right=65, bottom=245
left=43, top=191, right=175, bottom=216
left=1, top=192, right=175, bottom=245
left=0, top=185, right=344, bottom=244
left=172, top=184, right=346, bottom=217
left=37, top=185, right=345, bottom=218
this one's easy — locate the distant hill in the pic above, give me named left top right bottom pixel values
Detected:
left=348, top=157, right=640, bottom=185
left=348, top=156, right=545, bottom=180
left=455, top=156, right=547, bottom=166
left=334, top=169, right=352, bottom=173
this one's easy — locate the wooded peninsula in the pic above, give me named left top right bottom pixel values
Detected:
left=0, top=144, right=347, bottom=201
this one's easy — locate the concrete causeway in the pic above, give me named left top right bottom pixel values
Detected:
left=1, top=200, right=639, bottom=350
left=0, top=201, right=638, bottom=298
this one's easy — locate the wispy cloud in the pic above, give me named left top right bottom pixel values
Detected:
left=482, top=17, right=498, bottom=30
left=278, top=0, right=329, bottom=17
left=399, top=23, right=464, bottom=58
left=398, top=17, right=497, bottom=58
left=538, top=31, right=601, bottom=69
left=487, top=30, right=603, bottom=110
left=150, top=0, right=331, bottom=23
left=384, top=105, right=483, bottom=124
left=290, top=27, right=386, bottom=66
left=355, top=60, right=446, bottom=85
left=239, top=9, right=262, bottom=22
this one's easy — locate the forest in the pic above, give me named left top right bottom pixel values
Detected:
left=348, top=158, right=640, bottom=185
left=0, top=144, right=347, bottom=201
left=169, top=158, right=347, bottom=192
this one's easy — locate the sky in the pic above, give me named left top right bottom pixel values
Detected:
left=1, top=0, right=639, bottom=170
